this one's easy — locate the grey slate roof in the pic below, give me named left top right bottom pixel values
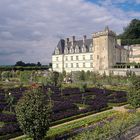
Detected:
left=115, top=44, right=127, bottom=50
left=54, top=38, right=93, bottom=55
left=57, top=39, right=65, bottom=54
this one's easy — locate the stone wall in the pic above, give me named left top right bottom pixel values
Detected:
left=98, top=68, right=140, bottom=76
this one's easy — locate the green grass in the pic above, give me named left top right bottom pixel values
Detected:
left=106, top=85, right=128, bottom=92
left=46, top=110, right=116, bottom=138
left=108, top=102, right=128, bottom=107
left=0, top=122, right=5, bottom=128
left=16, top=110, right=117, bottom=140
left=2, top=110, right=15, bottom=115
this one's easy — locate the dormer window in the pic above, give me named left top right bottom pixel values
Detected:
left=64, top=47, right=68, bottom=54
left=82, top=45, right=86, bottom=53
left=55, top=48, right=59, bottom=55
left=89, top=47, right=93, bottom=52
left=75, top=45, right=79, bottom=53
left=69, top=46, right=74, bottom=53
left=89, top=44, right=93, bottom=52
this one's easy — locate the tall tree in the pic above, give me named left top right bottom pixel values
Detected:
left=127, top=76, right=140, bottom=108
left=16, top=86, right=51, bottom=140
left=119, top=19, right=140, bottom=39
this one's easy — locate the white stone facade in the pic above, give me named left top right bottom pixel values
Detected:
left=52, top=27, right=129, bottom=73
left=129, top=44, right=140, bottom=63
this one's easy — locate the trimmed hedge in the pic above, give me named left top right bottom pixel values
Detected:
left=46, top=110, right=117, bottom=139
left=51, top=106, right=112, bottom=126
left=0, top=132, right=23, bottom=140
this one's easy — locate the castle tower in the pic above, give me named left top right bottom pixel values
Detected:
left=92, top=27, right=116, bottom=71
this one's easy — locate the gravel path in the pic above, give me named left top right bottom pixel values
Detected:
left=133, top=135, right=140, bottom=140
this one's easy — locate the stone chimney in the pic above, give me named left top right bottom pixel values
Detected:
left=104, top=26, right=109, bottom=32
left=72, top=36, right=75, bottom=46
left=83, top=35, right=86, bottom=45
left=65, top=38, right=69, bottom=46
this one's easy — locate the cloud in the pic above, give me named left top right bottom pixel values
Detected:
left=0, top=0, right=139, bottom=65
left=97, top=0, right=139, bottom=5
left=135, top=0, right=140, bottom=4
left=0, top=31, right=13, bottom=39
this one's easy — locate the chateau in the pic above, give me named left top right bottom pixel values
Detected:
left=52, top=27, right=129, bottom=73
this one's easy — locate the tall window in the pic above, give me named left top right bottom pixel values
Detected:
left=83, top=55, right=85, bottom=60
left=76, top=56, right=79, bottom=60
left=71, top=63, right=73, bottom=68
left=83, top=63, right=85, bottom=68
left=56, top=57, right=58, bottom=61
left=90, top=55, right=93, bottom=60
left=56, top=64, right=59, bottom=68
left=65, top=56, right=68, bottom=61
left=90, top=63, right=93, bottom=67
left=76, top=63, right=79, bottom=68
left=71, top=56, right=73, bottom=61
left=66, top=63, right=68, bottom=68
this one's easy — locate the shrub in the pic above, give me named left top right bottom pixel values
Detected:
left=127, top=76, right=140, bottom=108
left=15, top=86, right=51, bottom=140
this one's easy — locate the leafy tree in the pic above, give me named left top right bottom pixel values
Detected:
left=37, top=62, right=42, bottom=66
left=121, top=19, right=140, bottom=39
left=127, top=76, right=140, bottom=108
left=62, top=70, right=66, bottom=78
left=107, top=71, right=114, bottom=85
left=49, top=63, right=52, bottom=68
left=90, top=72, right=98, bottom=85
left=50, top=71, right=59, bottom=86
left=85, top=71, right=91, bottom=81
left=20, top=71, right=31, bottom=83
left=5, top=92, right=15, bottom=112
left=79, top=71, right=86, bottom=81
left=15, top=61, right=25, bottom=66
left=1, top=71, right=12, bottom=80
left=47, top=87, right=54, bottom=108
left=58, top=73, right=64, bottom=96
left=79, top=83, right=87, bottom=93
left=16, top=86, right=51, bottom=140
left=103, top=71, right=106, bottom=79
left=118, top=19, right=140, bottom=45
left=79, top=83, right=87, bottom=105
left=0, top=71, right=2, bottom=81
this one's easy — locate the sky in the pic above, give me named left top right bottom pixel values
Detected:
left=0, top=0, right=140, bottom=65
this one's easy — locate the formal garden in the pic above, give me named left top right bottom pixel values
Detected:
left=0, top=70, right=140, bottom=140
